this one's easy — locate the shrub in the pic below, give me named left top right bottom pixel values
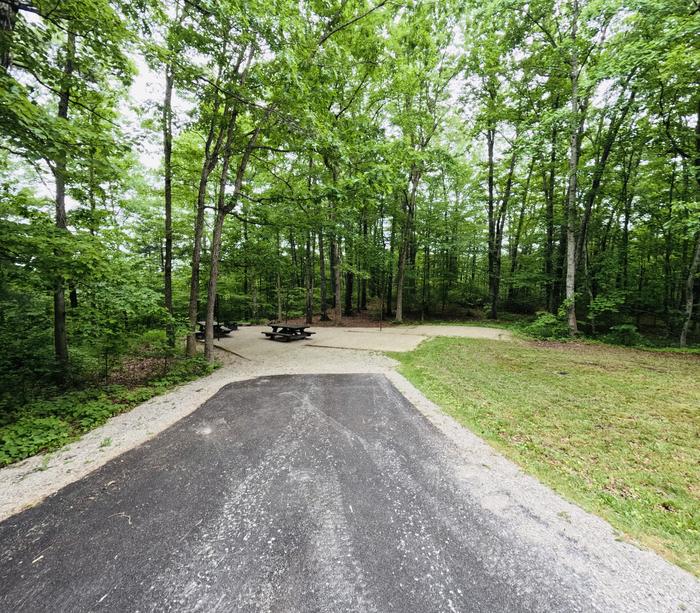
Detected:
left=523, top=311, right=569, bottom=340
left=605, top=324, right=643, bottom=346
left=0, top=356, right=217, bottom=467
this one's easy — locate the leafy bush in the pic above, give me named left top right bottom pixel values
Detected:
left=604, top=324, right=643, bottom=347
left=0, top=417, right=72, bottom=466
left=587, top=291, right=626, bottom=330
left=0, top=356, right=216, bottom=466
left=523, top=311, right=569, bottom=340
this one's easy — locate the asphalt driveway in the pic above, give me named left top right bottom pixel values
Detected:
left=0, top=374, right=696, bottom=612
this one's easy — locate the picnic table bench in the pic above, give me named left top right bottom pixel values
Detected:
left=195, top=320, right=237, bottom=340
left=262, top=323, right=315, bottom=342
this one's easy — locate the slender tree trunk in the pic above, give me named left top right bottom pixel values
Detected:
left=486, top=128, right=497, bottom=319
left=680, top=233, right=700, bottom=347
left=186, top=118, right=226, bottom=356
left=305, top=231, right=314, bottom=324
left=344, top=269, right=354, bottom=316
left=329, top=233, right=337, bottom=309
left=333, top=238, right=342, bottom=324
left=276, top=269, right=282, bottom=321
left=163, top=60, right=175, bottom=349
left=396, top=169, right=420, bottom=323
left=490, top=144, right=517, bottom=319
left=509, top=159, right=533, bottom=302
left=344, top=231, right=354, bottom=316
left=395, top=233, right=408, bottom=322
left=186, top=169, right=212, bottom=356
left=204, top=109, right=261, bottom=360
left=575, top=84, right=636, bottom=267
left=565, top=0, right=580, bottom=335
left=204, top=114, right=237, bottom=361
left=289, top=232, right=299, bottom=286
left=544, top=104, right=559, bottom=312
left=318, top=229, right=329, bottom=320
left=422, top=242, right=430, bottom=320
left=243, top=216, right=249, bottom=295
left=386, top=215, right=395, bottom=317
left=52, top=32, right=76, bottom=376
left=360, top=219, right=368, bottom=310
left=664, top=164, right=676, bottom=316
left=185, top=44, right=243, bottom=356
left=204, top=209, right=226, bottom=359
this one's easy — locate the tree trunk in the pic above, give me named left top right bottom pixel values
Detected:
left=305, top=231, right=314, bottom=324
left=204, top=112, right=237, bottom=361
left=185, top=45, right=245, bottom=356
left=680, top=233, right=700, bottom=347
left=185, top=115, right=227, bottom=356
left=509, top=158, right=533, bottom=302
left=276, top=271, right=282, bottom=321
left=204, top=209, right=226, bottom=360
left=486, top=127, right=496, bottom=319
left=329, top=233, right=337, bottom=309
left=344, top=232, right=353, bottom=316
left=204, top=110, right=262, bottom=360
left=360, top=219, right=368, bottom=310
left=289, top=232, right=299, bottom=286
left=386, top=215, right=395, bottom=317
left=489, top=144, right=517, bottom=319
left=52, top=32, right=76, bottom=376
left=395, top=232, right=407, bottom=322
left=565, top=0, right=580, bottom=335
left=163, top=59, right=175, bottom=349
left=575, top=84, right=636, bottom=266
left=186, top=167, right=212, bottom=356
left=318, top=229, right=329, bottom=320
left=396, top=168, right=420, bottom=323
left=333, top=238, right=342, bottom=324
left=344, top=268, right=354, bottom=316
left=544, top=102, right=559, bottom=312
left=664, top=164, right=676, bottom=316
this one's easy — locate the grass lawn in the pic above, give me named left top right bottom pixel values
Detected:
left=391, top=338, right=700, bottom=576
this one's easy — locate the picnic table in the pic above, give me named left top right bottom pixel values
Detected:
left=262, top=323, right=315, bottom=342
left=195, top=320, right=237, bottom=340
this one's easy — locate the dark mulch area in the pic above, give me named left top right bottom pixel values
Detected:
left=107, top=356, right=173, bottom=387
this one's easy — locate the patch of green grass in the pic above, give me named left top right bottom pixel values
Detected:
left=391, top=338, right=700, bottom=575
left=403, top=317, right=524, bottom=330
left=0, top=357, right=217, bottom=467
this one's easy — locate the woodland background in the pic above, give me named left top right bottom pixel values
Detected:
left=0, top=0, right=698, bottom=409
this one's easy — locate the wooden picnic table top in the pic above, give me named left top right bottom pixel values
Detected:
left=269, top=323, right=310, bottom=331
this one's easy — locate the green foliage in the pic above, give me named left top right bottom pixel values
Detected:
left=604, top=324, right=644, bottom=347
left=0, top=417, right=73, bottom=465
left=0, top=356, right=215, bottom=467
left=523, top=311, right=569, bottom=340
left=587, top=292, right=626, bottom=324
